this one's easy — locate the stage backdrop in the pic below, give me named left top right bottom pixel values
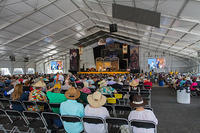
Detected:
left=129, top=46, right=139, bottom=70
left=70, top=49, right=80, bottom=71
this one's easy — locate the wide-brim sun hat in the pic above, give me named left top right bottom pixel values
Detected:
left=130, top=80, right=139, bottom=87
left=32, top=80, right=46, bottom=88
left=99, top=80, right=107, bottom=87
left=87, top=91, right=107, bottom=108
left=130, top=95, right=147, bottom=108
left=65, top=87, right=80, bottom=100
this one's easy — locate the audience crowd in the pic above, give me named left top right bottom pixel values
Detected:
left=0, top=72, right=156, bottom=133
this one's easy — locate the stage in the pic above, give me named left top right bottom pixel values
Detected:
left=77, top=71, right=130, bottom=75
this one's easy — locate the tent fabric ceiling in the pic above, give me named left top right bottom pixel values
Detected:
left=0, top=0, right=200, bottom=62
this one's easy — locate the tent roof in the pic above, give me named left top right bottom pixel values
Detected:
left=0, top=0, right=199, bottom=63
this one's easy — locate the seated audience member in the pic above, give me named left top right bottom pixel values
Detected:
left=144, top=78, right=153, bottom=90
left=128, top=95, right=158, bottom=133
left=28, top=80, right=47, bottom=111
left=129, top=80, right=139, bottom=90
left=107, top=77, right=116, bottom=85
left=46, top=87, right=67, bottom=114
left=190, top=77, right=198, bottom=91
left=185, top=77, right=192, bottom=87
left=98, top=80, right=117, bottom=94
left=4, top=80, right=16, bottom=96
left=11, top=84, right=29, bottom=111
left=80, top=86, right=91, bottom=94
left=179, top=77, right=186, bottom=87
left=111, top=79, right=123, bottom=90
left=23, top=80, right=33, bottom=91
left=84, top=92, right=109, bottom=133
left=87, top=77, right=95, bottom=89
left=0, top=78, right=6, bottom=92
left=60, top=87, right=84, bottom=133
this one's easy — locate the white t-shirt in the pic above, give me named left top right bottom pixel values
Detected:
left=58, top=74, right=64, bottom=81
left=84, top=105, right=110, bottom=133
left=128, top=109, right=158, bottom=133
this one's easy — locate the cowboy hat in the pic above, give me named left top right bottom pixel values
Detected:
left=65, top=87, right=80, bottom=100
left=130, top=95, right=147, bottom=108
left=87, top=91, right=107, bottom=108
left=129, top=80, right=139, bottom=87
left=32, top=80, right=46, bottom=88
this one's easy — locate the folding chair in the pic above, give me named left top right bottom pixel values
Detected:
left=23, top=111, right=47, bottom=133
left=61, top=115, right=82, bottom=123
left=49, top=103, right=60, bottom=113
left=0, top=99, right=10, bottom=110
left=5, top=110, right=31, bottom=133
left=9, top=100, right=26, bottom=112
left=103, top=94, right=114, bottom=98
left=82, top=116, right=107, bottom=133
left=114, top=105, right=132, bottom=118
left=133, top=107, right=153, bottom=111
left=140, top=90, right=151, bottom=106
left=49, top=103, right=60, bottom=109
left=103, top=105, right=114, bottom=117
left=42, top=112, right=64, bottom=133
left=0, top=109, right=15, bottom=133
left=23, top=101, right=37, bottom=111
left=130, top=119, right=157, bottom=133
left=106, top=117, right=131, bottom=133
left=61, top=115, right=83, bottom=133
left=36, top=101, right=52, bottom=112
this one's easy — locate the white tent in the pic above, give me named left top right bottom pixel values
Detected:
left=0, top=0, right=200, bottom=73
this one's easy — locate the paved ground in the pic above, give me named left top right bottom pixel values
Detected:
left=151, top=87, right=200, bottom=133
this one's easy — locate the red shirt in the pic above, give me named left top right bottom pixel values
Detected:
left=144, top=82, right=152, bottom=89
left=18, top=78, right=23, bottom=83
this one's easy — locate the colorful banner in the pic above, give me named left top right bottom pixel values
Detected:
left=70, top=49, right=79, bottom=71
left=129, top=46, right=139, bottom=69
left=123, top=44, right=128, bottom=54
left=79, top=46, right=83, bottom=55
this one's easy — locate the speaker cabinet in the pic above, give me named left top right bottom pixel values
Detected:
left=109, top=24, right=118, bottom=32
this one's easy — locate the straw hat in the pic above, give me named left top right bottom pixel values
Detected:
left=98, top=80, right=107, bottom=88
left=130, top=95, right=147, bottom=108
left=32, top=80, right=46, bottom=88
left=65, top=87, right=80, bottom=100
left=129, top=80, right=139, bottom=87
left=87, top=91, right=107, bottom=108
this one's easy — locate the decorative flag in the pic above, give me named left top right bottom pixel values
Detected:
left=123, top=44, right=128, bottom=54
left=79, top=46, right=83, bottom=55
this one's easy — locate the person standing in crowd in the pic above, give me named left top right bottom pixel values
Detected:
left=60, top=87, right=84, bottom=133
left=84, top=91, right=109, bottom=133
left=128, top=95, right=158, bottom=133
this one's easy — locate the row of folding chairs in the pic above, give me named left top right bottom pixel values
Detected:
left=0, top=98, right=153, bottom=119
left=0, top=109, right=157, bottom=133
left=102, top=90, right=151, bottom=107
left=103, top=104, right=153, bottom=118
left=0, top=98, right=55, bottom=112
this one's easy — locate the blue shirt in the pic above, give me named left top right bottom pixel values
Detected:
left=180, top=80, right=186, bottom=87
left=60, top=100, right=84, bottom=133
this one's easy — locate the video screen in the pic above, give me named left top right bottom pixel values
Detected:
left=51, top=61, right=63, bottom=70
left=148, top=58, right=165, bottom=69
